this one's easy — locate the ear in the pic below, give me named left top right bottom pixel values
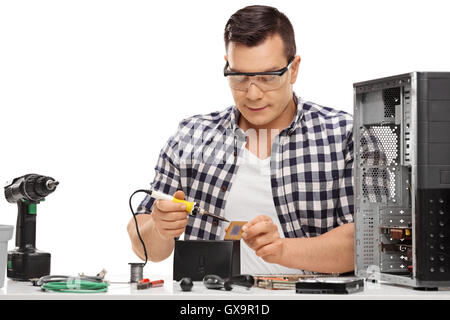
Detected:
left=290, top=55, right=301, bottom=84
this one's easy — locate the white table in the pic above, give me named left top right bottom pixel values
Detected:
left=1, top=274, right=450, bottom=300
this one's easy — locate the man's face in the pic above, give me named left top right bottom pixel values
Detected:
left=225, top=34, right=300, bottom=129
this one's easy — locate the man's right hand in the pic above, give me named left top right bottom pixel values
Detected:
left=151, top=190, right=189, bottom=240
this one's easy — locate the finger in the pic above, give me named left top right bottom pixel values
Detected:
left=158, top=218, right=188, bottom=231
left=243, top=219, right=275, bottom=240
left=242, top=215, right=271, bottom=234
left=155, top=199, right=187, bottom=213
left=246, top=232, right=279, bottom=252
left=255, top=240, right=283, bottom=259
left=156, top=210, right=188, bottom=222
left=173, top=190, right=185, bottom=200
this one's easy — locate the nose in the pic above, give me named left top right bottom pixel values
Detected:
left=245, top=81, right=264, bottom=101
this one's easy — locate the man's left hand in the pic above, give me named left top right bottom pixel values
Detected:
left=242, top=215, right=284, bottom=264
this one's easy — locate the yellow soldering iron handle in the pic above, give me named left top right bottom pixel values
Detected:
left=172, top=198, right=195, bottom=214
left=150, top=190, right=195, bottom=214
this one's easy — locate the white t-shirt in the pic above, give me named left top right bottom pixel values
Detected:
left=221, top=147, right=303, bottom=275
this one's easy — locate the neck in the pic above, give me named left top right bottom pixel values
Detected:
left=238, top=97, right=297, bottom=159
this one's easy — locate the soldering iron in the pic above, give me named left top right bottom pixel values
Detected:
left=129, top=189, right=229, bottom=266
left=146, top=189, right=229, bottom=222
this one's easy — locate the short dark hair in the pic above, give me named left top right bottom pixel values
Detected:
left=224, top=5, right=296, bottom=62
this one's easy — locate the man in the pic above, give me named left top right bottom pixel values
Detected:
left=127, top=5, right=354, bottom=274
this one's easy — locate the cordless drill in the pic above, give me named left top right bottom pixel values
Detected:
left=4, top=174, right=59, bottom=281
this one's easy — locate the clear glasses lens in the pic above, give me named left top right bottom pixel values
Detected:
left=227, top=74, right=286, bottom=91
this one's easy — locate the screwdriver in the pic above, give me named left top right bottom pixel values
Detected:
left=149, top=190, right=230, bottom=222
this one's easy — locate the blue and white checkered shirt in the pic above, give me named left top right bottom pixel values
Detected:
left=137, top=93, right=354, bottom=240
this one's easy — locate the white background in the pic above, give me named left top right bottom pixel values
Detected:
left=0, top=0, right=449, bottom=279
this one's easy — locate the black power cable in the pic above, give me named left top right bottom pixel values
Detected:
left=129, top=189, right=153, bottom=266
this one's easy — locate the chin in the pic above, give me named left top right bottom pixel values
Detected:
left=238, top=105, right=275, bottom=127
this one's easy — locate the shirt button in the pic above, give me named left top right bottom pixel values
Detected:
left=221, top=185, right=227, bottom=192
left=212, top=220, right=218, bottom=227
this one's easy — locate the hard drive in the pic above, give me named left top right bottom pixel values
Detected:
left=295, top=277, right=364, bottom=294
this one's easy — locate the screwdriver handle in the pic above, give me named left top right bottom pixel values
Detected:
left=151, top=190, right=195, bottom=214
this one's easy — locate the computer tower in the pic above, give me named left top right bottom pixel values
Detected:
left=353, top=72, right=450, bottom=289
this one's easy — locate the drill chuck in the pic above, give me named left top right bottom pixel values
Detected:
left=4, top=174, right=59, bottom=203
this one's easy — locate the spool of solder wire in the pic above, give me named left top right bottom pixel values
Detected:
left=129, top=262, right=144, bottom=283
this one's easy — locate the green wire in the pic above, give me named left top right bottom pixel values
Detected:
left=41, top=280, right=109, bottom=293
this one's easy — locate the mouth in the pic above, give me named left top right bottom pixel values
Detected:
left=246, top=105, right=268, bottom=112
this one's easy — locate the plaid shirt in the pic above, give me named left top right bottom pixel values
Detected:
left=137, top=93, right=354, bottom=240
